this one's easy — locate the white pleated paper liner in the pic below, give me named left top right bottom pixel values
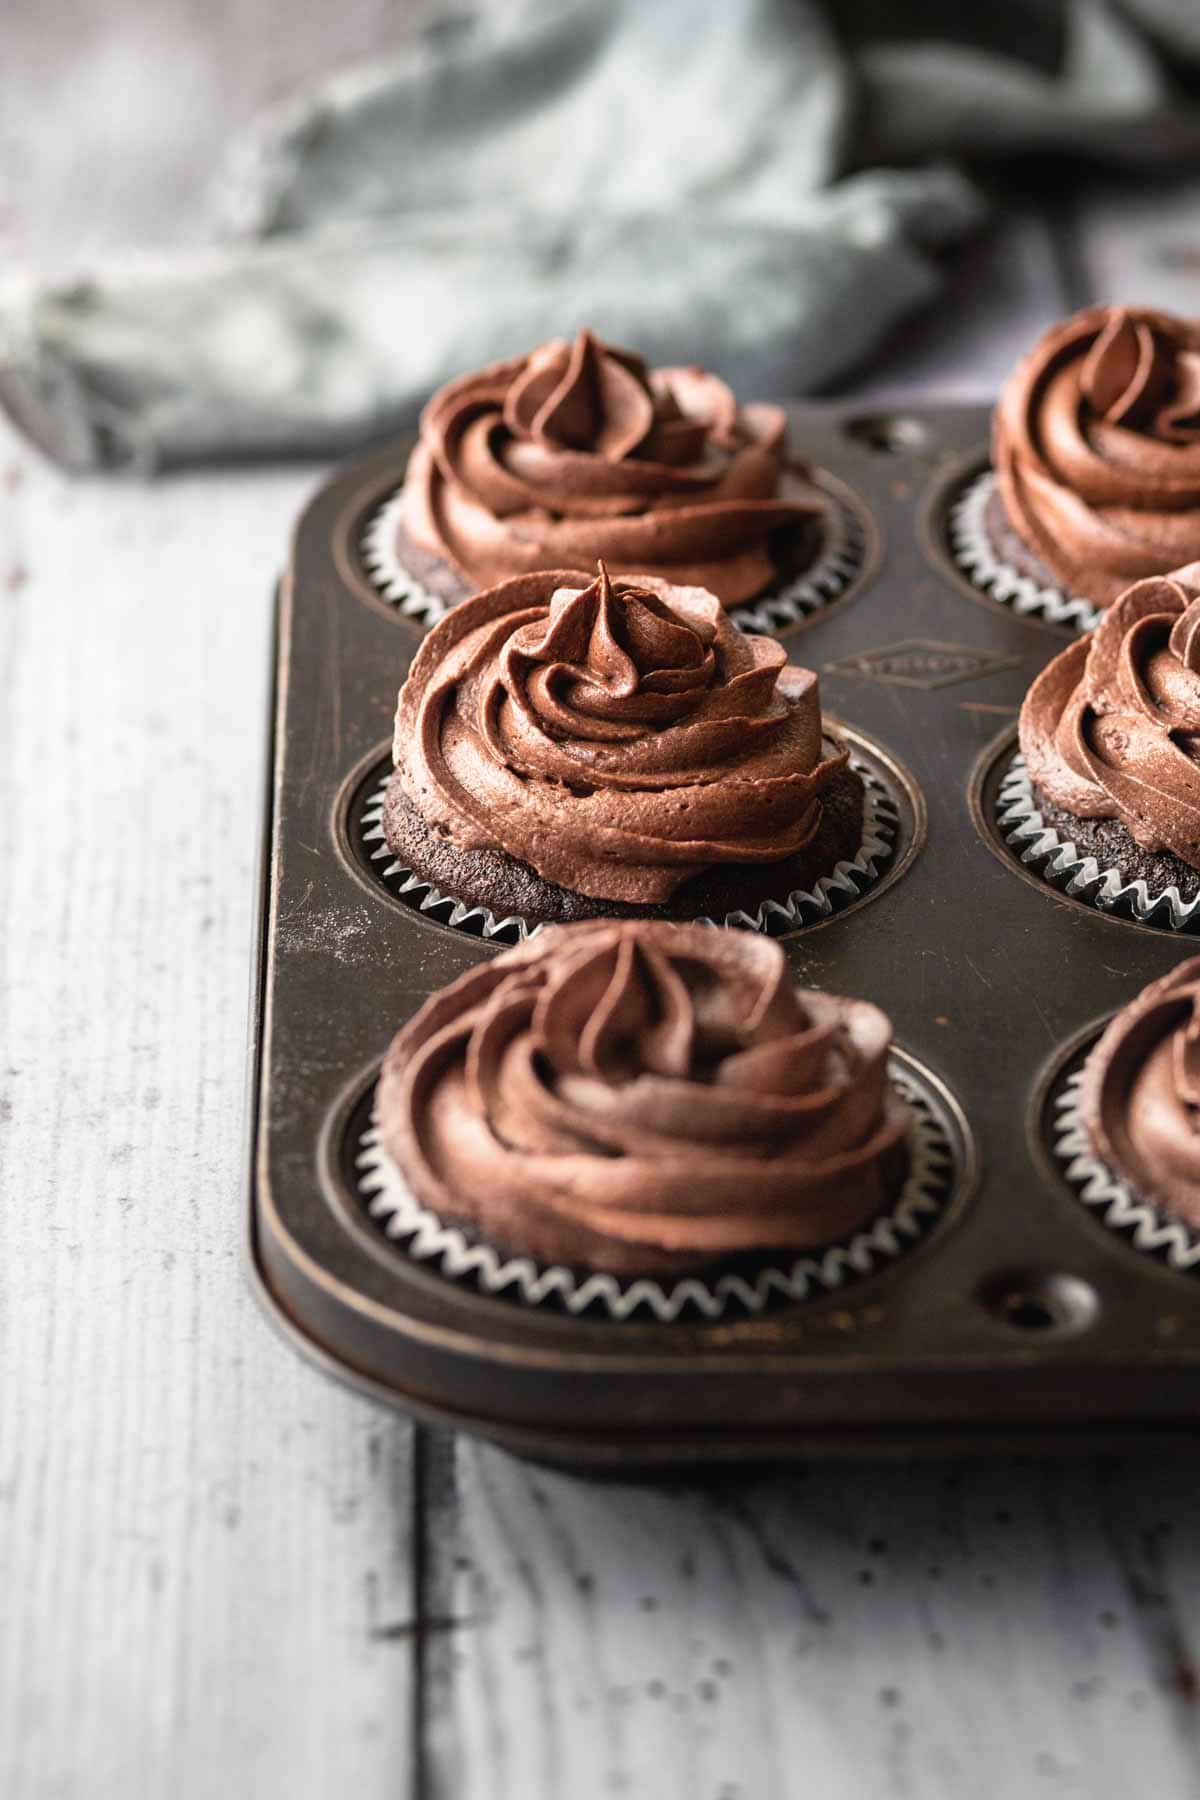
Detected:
left=949, top=470, right=1101, bottom=636
left=1051, top=1064, right=1200, bottom=1275
left=359, top=481, right=867, bottom=638
left=996, top=753, right=1200, bottom=933
left=360, top=486, right=455, bottom=627
left=358, top=753, right=899, bottom=945
left=354, top=1063, right=956, bottom=1323
left=728, top=495, right=867, bottom=638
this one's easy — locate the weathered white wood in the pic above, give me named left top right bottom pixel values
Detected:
left=0, top=11, right=461, bottom=1787
left=1, top=12, right=426, bottom=1797
left=0, top=436, right=418, bottom=1800
left=425, top=1439, right=1200, bottom=1800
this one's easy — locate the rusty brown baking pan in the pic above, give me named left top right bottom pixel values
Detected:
left=246, top=404, right=1200, bottom=1465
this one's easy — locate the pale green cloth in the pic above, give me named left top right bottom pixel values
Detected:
left=3, top=0, right=1200, bottom=470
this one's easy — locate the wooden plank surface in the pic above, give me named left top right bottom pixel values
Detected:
left=1, top=12, right=444, bottom=1787
left=0, top=440, right=420, bottom=1800
left=423, top=1442, right=1200, bottom=1800
left=5, top=5, right=1200, bottom=1798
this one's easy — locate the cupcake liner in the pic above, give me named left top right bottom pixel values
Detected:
left=996, top=754, right=1200, bottom=932
left=1051, top=1066, right=1200, bottom=1273
left=354, top=1063, right=956, bottom=1322
left=359, top=753, right=899, bottom=945
left=727, top=494, right=867, bottom=637
left=949, top=471, right=1101, bottom=636
left=360, top=482, right=867, bottom=638
left=361, top=486, right=454, bottom=627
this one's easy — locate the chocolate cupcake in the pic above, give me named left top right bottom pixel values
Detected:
left=363, top=329, right=853, bottom=626
left=1082, top=958, right=1200, bottom=1229
left=1049, top=960, right=1200, bottom=1273
left=372, top=921, right=913, bottom=1286
left=1009, top=563, right=1200, bottom=927
left=952, top=305, right=1200, bottom=630
left=381, top=563, right=874, bottom=933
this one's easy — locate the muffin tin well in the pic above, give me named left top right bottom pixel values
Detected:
left=921, top=450, right=1101, bottom=638
left=340, top=725, right=922, bottom=944
left=1034, top=1023, right=1200, bottom=1280
left=971, top=729, right=1200, bottom=937
left=355, top=457, right=880, bottom=640
left=249, top=403, right=1200, bottom=1465
left=340, top=1046, right=969, bottom=1324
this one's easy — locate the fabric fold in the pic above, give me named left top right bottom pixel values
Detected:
left=3, top=0, right=1199, bottom=471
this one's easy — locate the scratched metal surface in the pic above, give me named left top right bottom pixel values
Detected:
left=7, top=4, right=1200, bottom=1796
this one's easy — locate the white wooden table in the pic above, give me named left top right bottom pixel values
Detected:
left=5, top=10, right=1200, bottom=1795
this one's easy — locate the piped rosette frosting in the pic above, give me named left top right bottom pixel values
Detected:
left=377, top=920, right=910, bottom=1274
left=1019, top=563, right=1200, bottom=869
left=995, top=304, right=1200, bottom=607
left=1084, top=958, right=1200, bottom=1227
left=391, top=563, right=851, bottom=906
left=399, top=329, right=825, bottom=606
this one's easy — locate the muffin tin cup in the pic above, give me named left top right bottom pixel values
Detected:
left=996, top=752, right=1200, bottom=933
left=354, top=1058, right=956, bottom=1323
left=360, top=484, right=454, bottom=626
left=948, top=469, right=1101, bottom=636
left=357, top=747, right=902, bottom=944
left=360, top=470, right=876, bottom=639
left=1049, top=1060, right=1200, bottom=1275
left=250, top=404, right=1200, bottom=1465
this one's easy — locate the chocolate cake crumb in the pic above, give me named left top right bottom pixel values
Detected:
left=382, top=765, right=868, bottom=926
left=1032, top=785, right=1200, bottom=903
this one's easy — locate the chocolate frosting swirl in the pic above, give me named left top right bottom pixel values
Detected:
left=1019, top=563, right=1200, bottom=867
left=378, top=921, right=910, bottom=1274
left=393, top=564, right=849, bottom=905
left=400, top=329, right=825, bottom=606
left=995, top=305, right=1200, bottom=607
left=1084, top=958, right=1200, bottom=1227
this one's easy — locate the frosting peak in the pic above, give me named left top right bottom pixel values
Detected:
left=378, top=921, right=910, bottom=1274
left=394, top=566, right=848, bottom=904
left=502, top=331, right=656, bottom=459
left=401, top=330, right=825, bottom=605
left=1019, top=564, right=1200, bottom=866
left=505, top=563, right=718, bottom=742
left=1085, top=958, right=1200, bottom=1226
left=995, top=305, right=1200, bottom=607
left=1079, top=309, right=1200, bottom=441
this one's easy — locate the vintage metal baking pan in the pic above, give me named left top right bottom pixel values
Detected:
left=246, top=404, right=1200, bottom=1465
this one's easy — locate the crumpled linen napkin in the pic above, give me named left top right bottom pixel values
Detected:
left=3, top=0, right=1199, bottom=471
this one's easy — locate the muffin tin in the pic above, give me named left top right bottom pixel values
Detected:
left=248, top=404, right=1200, bottom=1465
